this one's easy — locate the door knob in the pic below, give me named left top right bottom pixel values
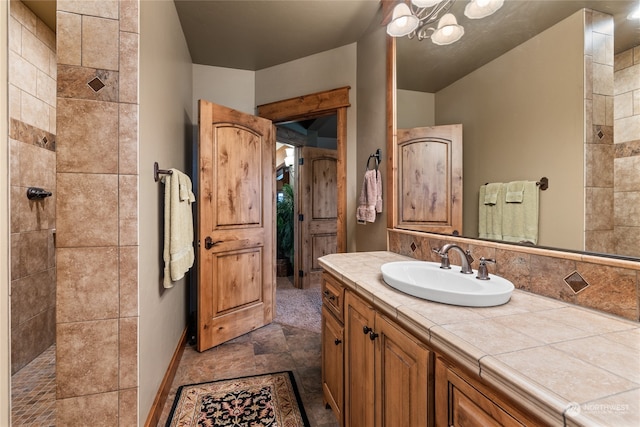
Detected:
left=204, top=236, right=223, bottom=249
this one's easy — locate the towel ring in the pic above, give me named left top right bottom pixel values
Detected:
left=366, top=149, right=382, bottom=171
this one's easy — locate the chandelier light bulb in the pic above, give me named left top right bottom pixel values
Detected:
left=431, top=13, right=464, bottom=45
left=387, top=2, right=420, bottom=37
left=464, top=0, right=504, bottom=19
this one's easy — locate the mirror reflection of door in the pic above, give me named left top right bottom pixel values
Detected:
left=275, top=116, right=338, bottom=289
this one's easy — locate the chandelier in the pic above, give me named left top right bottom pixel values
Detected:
left=386, top=0, right=504, bottom=45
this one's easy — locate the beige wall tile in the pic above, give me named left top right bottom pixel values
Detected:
left=57, top=0, right=119, bottom=19
left=35, top=19, right=56, bottom=52
left=56, top=11, right=82, bottom=66
left=21, top=91, right=51, bottom=132
left=10, top=0, right=37, bottom=32
left=57, top=64, right=119, bottom=102
left=585, top=230, right=615, bottom=254
left=49, top=105, right=56, bottom=135
left=615, top=64, right=640, bottom=96
left=82, top=16, right=119, bottom=71
left=57, top=391, right=119, bottom=427
left=585, top=143, right=614, bottom=187
left=615, top=49, right=633, bottom=71
left=21, top=25, right=51, bottom=73
left=9, top=84, right=20, bottom=121
left=57, top=247, right=119, bottom=323
left=593, top=63, right=613, bottom=96
left=615, top=156, right=640, bottom=192
left=9, top=16, right=21, bottom=54
left=592, top=93, right=606, bottom=125
left=57, top=98, right=118, bottom=173
left=119, top=31, right=139, bottom=104
left=119, top=175, right=138, bottom=246
left=36, top=69, right=56, bottom=107
left=120, top=0, right=139, bottom=33
left=10, top=185, right=55, bottom=233
left=119, top=103, right=138, bottom=174
left=119, top=246, right=138, bottom=317
left=9, top=50, right=37, bottom=95
left=49, top=50, right=57, bottom=80
left=584, top=55, right=593, bottom=101
left=592, top=10, right=614, bottom=36
left=585, top=187, right=614, bottom=230
left=119, top=317, right=138, bottom=389
left=615, top=115, right=640, bottom=144
left=56, top=320, right=119, bottom=398
left=16, top=141, right=56, bottom=188
left=615, top=227, right=640, bottom=259
left=614, top=192, right=640, bottom=227
left=119, top=388, right=138, bottom=427
left=634, top=89, right=640, bottom=115
left=615, top=92, right=634, bottom=120
left=10, top=230, right=50, bottom=281
left=56, top=173, right=119, bottom=247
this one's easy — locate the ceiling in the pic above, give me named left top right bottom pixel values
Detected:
left=21, top=1, right=640, bottom=92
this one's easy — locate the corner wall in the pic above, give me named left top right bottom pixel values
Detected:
left=192, top=64, right=255, bottom=116
left=255, top=44, right=358, bottom=251
left=139, top=1, right=193, bottom=424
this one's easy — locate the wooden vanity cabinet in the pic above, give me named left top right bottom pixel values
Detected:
left=435, top=357, right=531, bottom=427
left=345, top=290, right=432, bottom=427
left=322, top=273, right=345, bottom=426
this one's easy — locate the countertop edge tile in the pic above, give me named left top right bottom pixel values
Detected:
left=430, top=325, right=485, bottom=377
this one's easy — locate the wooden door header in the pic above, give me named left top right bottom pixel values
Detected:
left=257, top=86, right=350, bottom=123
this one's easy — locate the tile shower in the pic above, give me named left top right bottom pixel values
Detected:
left=9, top=0, right=57, bottom=424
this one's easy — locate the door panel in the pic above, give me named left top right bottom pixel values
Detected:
left=297, top=146, right=338, bottom=288
left=396, top=124, right=463, bottom=235
left=198, top=100, right=275, bottom=352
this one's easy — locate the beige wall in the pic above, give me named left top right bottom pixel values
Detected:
left=436, top=10, right=585, bottom=250
left=139, top=0, right=193, bottom=424
left=192, top=64, right=255, bottom=116
left=1, top=1, right=11, bottom=424
left=256, top=44, right=359, bottom=251
left=355, top=11, right=387, bottom=252
left=8, top=0, right=57, bottom=375
left=397, top=89, right=435, bottom=129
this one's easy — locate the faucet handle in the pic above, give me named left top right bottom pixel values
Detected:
left=476, top=257, right=496, bottom=280
left=432, top=247, right=451, bottom=269
left=432, top=247, right=442, bottom=254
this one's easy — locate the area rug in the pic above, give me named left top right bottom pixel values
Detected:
left=166, top=371, right=310, bottom=427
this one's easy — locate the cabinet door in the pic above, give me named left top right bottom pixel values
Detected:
left=322, top=306, right=344, bottom=426
left=435, top=358, right=524, bottom=427
left=375, top=314, right=432, bottom=427
left=344, top=291, right=376, bottom=427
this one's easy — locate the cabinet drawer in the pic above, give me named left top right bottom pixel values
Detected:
left=322, top=272, right=345, bottom=321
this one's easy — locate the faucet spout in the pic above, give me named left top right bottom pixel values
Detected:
left=437, top=244, right=474, bottom=274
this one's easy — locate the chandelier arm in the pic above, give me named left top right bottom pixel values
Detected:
left=412, top=0, right=455, bottom=27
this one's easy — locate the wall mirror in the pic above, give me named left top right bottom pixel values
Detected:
left=386, top=0, right=640, bottom=260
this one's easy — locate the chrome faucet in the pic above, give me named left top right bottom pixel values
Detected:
left=433, top=244, right=474, bottom=274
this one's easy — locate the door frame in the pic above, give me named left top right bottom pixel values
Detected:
left=257, top=86, right=350, bottom=254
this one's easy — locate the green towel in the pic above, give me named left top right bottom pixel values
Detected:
left=478, top=184, right=503, bottom=240
left=484, top=182, right=501, bottom=205
left=502, top=181, right=539, bottom=244
left=505, top=181, right=525, bottom=203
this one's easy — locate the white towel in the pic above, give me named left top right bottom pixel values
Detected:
left=357, top=169, right=382, bottom=223
left=162, top=169, right=196, bottom=288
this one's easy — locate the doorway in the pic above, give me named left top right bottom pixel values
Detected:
left=258, top=87, right=350, bottom=289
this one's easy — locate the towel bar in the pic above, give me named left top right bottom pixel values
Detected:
left=154, top=162, right=173, bottom=182
left=484, top=177, right=548, bottom=191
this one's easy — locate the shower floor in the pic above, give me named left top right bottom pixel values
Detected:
left=11, top=344, right=56, bottom=426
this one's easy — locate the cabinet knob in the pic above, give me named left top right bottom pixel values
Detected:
left=334, top=338, right=342, bottom=345
left=363, top=326, right=372, bottom=334
left=369, top=331, right=379, bottom=341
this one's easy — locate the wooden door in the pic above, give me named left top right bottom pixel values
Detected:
left=375, top=315, right=432, bottom=427
left=197, top=100, right=275, bottom=352
left=396, top=124, right=463, bottom=235
left=296, top=146, right=338, bottom=288
left=344, top=291, right=376, bottom=427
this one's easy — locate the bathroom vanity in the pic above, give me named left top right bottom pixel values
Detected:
left=319, top=251, right=640, bottom=427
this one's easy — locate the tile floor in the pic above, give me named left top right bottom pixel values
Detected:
left=11, top=344, right=56, bottom=426
left=157, top=276, right=339, bottom=426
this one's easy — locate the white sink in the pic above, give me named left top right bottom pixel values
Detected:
left=380, top=261, right=514, bottom=307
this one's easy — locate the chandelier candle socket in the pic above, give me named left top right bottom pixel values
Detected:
left=387, top=0, right=504, bottom=44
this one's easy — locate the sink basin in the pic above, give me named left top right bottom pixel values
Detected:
left=380, top=261, right=514, bottom=307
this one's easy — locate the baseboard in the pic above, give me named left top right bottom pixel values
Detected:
left=144, top=327, right=188, bottom=427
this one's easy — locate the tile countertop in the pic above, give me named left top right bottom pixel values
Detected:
left=318, top=251, right=640, bottom=427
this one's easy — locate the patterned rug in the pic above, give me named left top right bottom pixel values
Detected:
left=166, top=371, right=310, bottom=427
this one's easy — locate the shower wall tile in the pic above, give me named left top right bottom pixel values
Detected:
left=585, top=143, right=614, bottom=187
left=56, top=319, right=119, bottom=398
left=21, top=25, right=51, bottom=73
left=614, top=192, right=640, bottom=227
left=56, top=247, right=119, bottom=323
left=56, top=98, right=118, bottom=173
left=119, top=318, right=138, bottom=389
left=593, top=63, right=613, bottom=96
left=9, top=84, right=20, bottom=120
left=9, top=16, right=21, bottom=53
left=119, top=175, right=138, bottom=246
left=58, top=0, right=119, bottom=19
left=119, top=103, right=138, bottom=174
left=585, top=187, right=614, bottom=230
left=585, top=230, right=615, bottom=254
left=120, top=0, right=139, bottom=33
left=56, top=173, right=119, bottom=247
left=615, top=156, right=640, bottom=191
left=10, top=268, right=56, bottom=330
left=82, top=16, right=119, bottom=71
left=36, top=18, right=55, bottom=51
left=615, top=115, right=640, bottom=143
left=119, top=389, right=138, bottom=427
left=10, top=0, right=37, bottom=32
left=14, top=141, right=56, bottom=187
left=21, top=91, right=51, bottom=132
left=57, top=391, right=119, bottom=427
left=119, top=246, right=138, bottom=317
left=57, top=64, right=119, bottom=102
left=56, top=11, right=81, bottom=66
left=10, top=307, right=55, bottom=374
left=9, top=50, right=37, bottom=97
left=615, top=228, right=640, bottom=258
left=10, top=230, right=51, bottom=281
left=119, top=31, right=138, bottom=104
